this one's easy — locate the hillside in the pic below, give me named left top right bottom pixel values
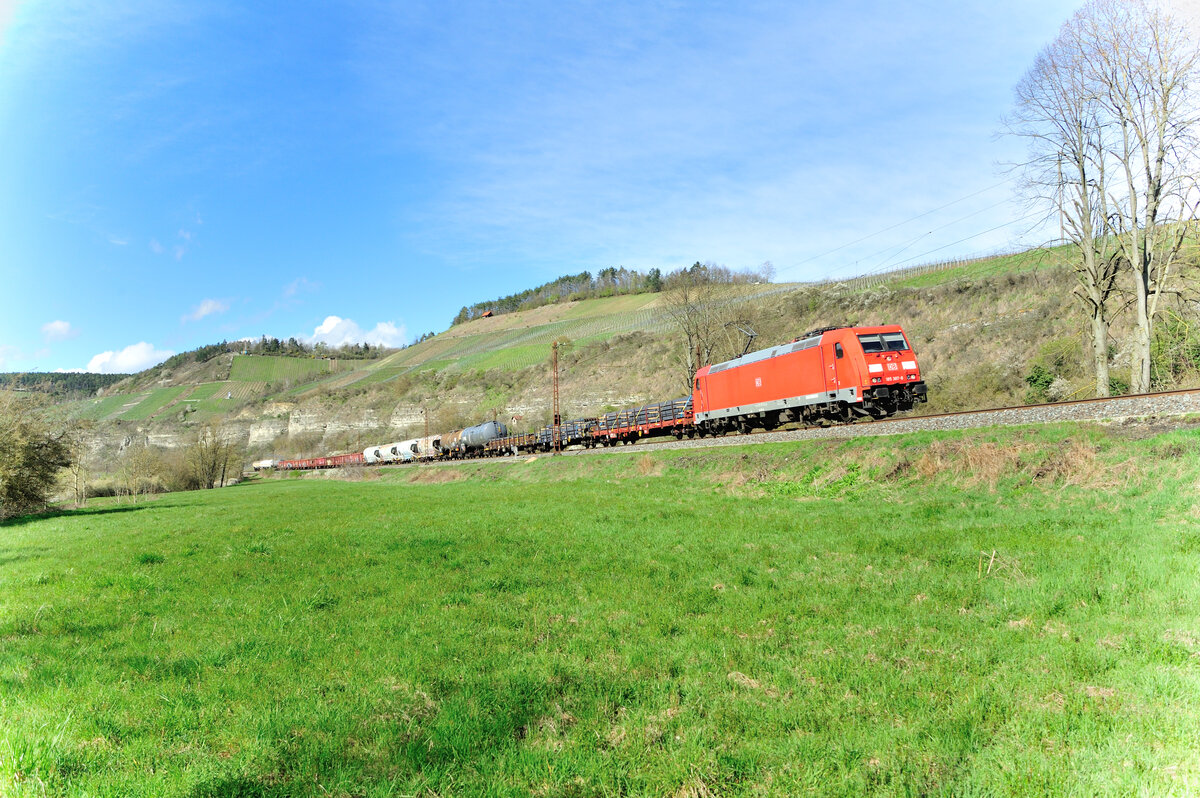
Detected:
left=52, top=244, right=1200, bottom=468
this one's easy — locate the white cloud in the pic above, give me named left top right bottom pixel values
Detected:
left=149, top=239, right=163, bottom=254
left=108, top=234, right=128, bottom=246
left=182, top=298, right=230, bottom=323
left=283, top=277, right=318, bottom=298
left=42, top=320, right=78, bottom=341
left=174, top=229, right=193, bottom=260
left=86, top=342, right=175, bottom=374
left=308, top=316, right=407, bottom=348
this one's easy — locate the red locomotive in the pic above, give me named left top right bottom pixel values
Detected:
left=692, top=325, right=925, bottom=434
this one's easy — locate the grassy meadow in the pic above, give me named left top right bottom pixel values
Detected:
left=2, top=423, right=1199, bottom=796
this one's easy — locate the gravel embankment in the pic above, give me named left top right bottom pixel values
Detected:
left=586, top=390, right=1200, bottom=455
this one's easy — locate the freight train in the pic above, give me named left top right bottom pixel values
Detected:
left=259, top=325, right=926, bottom=471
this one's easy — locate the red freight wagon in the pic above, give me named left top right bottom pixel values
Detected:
left=276, top=452, right=364, bottom=470
left=692, top=325, right=926, bottom=433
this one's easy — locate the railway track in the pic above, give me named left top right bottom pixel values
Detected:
left=599, top=387, right=1200, bottom=455
left=278, top=388, right=1199, bottom=476
left=441, top=388, right=1200, bottom=463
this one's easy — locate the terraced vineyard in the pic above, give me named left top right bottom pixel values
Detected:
left=119, top=386, right=191, bottom=420
left=228, top=354, right=354, bottom=382
left=369, top=285, right=794, bottom=377
left=73, top=392, right=152, bottom=421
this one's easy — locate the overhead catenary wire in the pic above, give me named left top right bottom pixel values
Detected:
left=776, top=176, right=1019, bottom=278
left=859, top=195, right=1021, bottom=274
left=857, top=212, right=1042, bottom=275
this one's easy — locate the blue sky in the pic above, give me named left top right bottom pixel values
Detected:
left=0, top=0, right=1084, bottom=373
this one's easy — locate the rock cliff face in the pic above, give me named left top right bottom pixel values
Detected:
left=248, top=418, right=288, bottom=447
left=389, top=406, right=425, bottom=429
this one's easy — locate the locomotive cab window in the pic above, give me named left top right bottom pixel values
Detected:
left=835, top=343, right=844, bottom=359
left=857, top=333, right=910, bottom=353
left=857, top=335, right=884, bottom=353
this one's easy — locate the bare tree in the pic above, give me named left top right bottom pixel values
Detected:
left=1006, top=12, right=1122, bottom=396
left=66, top=458, right=90, bottom=508
left=118, top=444, right=160, bottom=503
left=1083, top=0, right=1200, bottom=392
left=188, top=425, right=239, bottom=489
left=661, top=263, right=740, bottom=392
left=64, top=421, right=95, bottom=508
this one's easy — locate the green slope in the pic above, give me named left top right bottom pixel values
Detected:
left=60, top=247, right=1072, bottom=426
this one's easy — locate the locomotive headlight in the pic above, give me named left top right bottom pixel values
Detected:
left=871, top=377, right=882, bottom=384
left=906, top=373, right=916, bottom=379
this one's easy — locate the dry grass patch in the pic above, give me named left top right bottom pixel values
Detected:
left=914, top=440, right=1031, bottom=487
left=320, top=465, right=382, bottom=482
left=635, top=454, right=662, bottom=476
left=714, top=470, right=750, bottom=491
left=407, top=467, right=466, bottom=484
left=1033, top=439, right=1103, bottom=485
left=907, top=436, right=1118, bottom=489
left=727, top=671, right=761, bottom=690
left=1039, top=691, right=1067, bottom=711
left=673, top=778, right=719, bottom=798
left=1163, top=628, right=1200, bottom=657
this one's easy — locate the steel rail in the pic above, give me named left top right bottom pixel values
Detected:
left=402, top=387, right=1200, bottom=466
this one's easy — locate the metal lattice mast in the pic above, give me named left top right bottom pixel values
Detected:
left=552, top=341, right=561, bottom=454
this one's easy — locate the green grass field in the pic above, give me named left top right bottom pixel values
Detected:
left=3, top=424, right=1199, bottom=796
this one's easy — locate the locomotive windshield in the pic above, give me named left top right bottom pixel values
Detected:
left=858, top=332, right=909, bottom=352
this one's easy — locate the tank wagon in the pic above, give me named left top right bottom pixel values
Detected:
left=267, top=325, right=925, bottom=471
left=413, top=435, right=441, bottom=460
left=364, top=442, right=411, bottom=464
left=442, top=421, right=508, bottom=457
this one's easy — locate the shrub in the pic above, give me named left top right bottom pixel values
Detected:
left=1024, top=364, right=1056, bottom=403
left=1150, top=313, right=1200, bottom=389
left=0, top=393, right=74, bottom=519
